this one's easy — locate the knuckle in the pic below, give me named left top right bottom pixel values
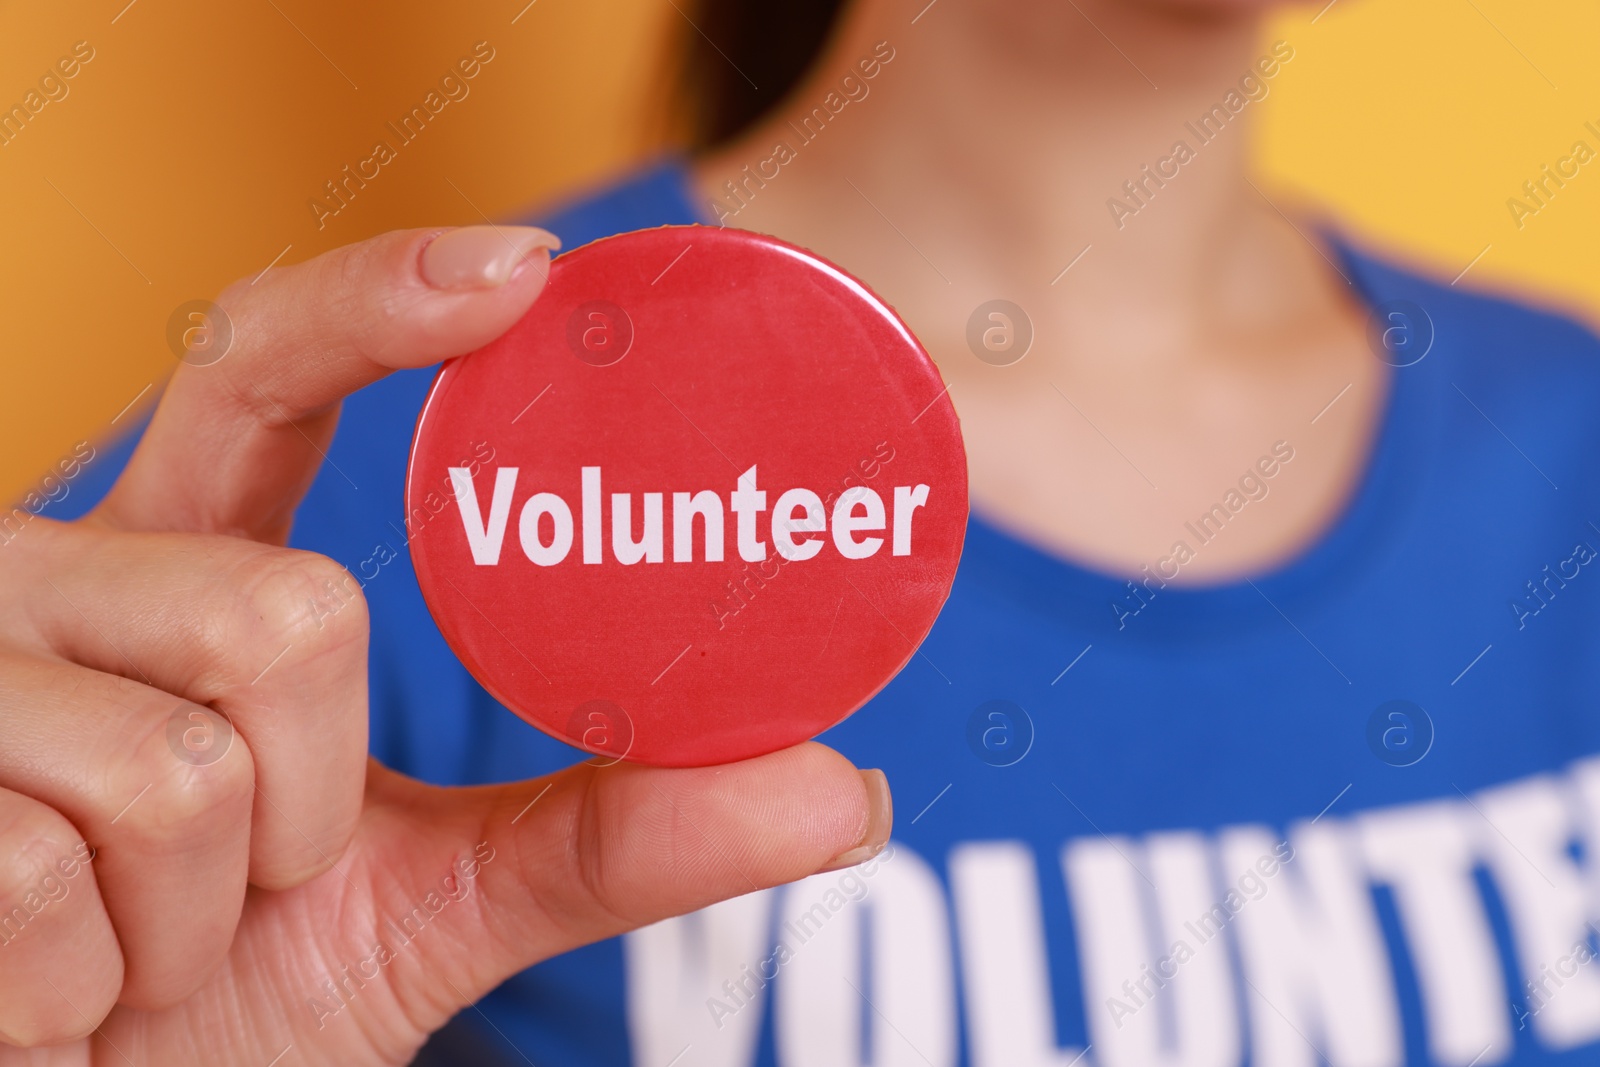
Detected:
left=330, top=236, right=382, bottom=296
left=0, top=1005, right=98, bottom=1048
left=329, top=232, right=423, bottom=361
left=137, top=748, right=255, bottom=844
left=0, top=808, right=81, bottom=906
left=230, top=548, right=368, bottom=654
left=104, top=698, right=255, bottom=847
left=322, top=239, right=395, bottom=346
left=213, top=275, right=251, bottom=319
left=560, top=773, right=644, bottom=932
left=224, top=230, right=416, bottom=389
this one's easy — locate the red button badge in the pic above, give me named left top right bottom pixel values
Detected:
left=407, top=225, right=967, bottom=766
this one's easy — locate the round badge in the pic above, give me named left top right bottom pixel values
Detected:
left=407, top=225, right=967, bottom=767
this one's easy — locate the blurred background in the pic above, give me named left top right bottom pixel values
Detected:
left=1, top=0, right=1596, bottom=503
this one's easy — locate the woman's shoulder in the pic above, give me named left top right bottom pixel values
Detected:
left=1338, top=232, right=1600, bottom=374
left=1334, top=233, right=1600, bottom=522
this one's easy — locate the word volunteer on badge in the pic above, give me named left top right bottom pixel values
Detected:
left=407, top=225, right=968, bottom=767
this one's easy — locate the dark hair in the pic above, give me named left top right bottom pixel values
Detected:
left=672, top=0, right=851, bottom=152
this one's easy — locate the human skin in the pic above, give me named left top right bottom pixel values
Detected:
left=0, top=0, right=1376, bottom=1059
left=695, top=0, right=1385, bottom=584
left=0, top=226, right=889, bottom=1065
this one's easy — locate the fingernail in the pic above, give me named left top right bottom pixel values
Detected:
left=818, top=769, right=892, bottom=873
left=421, top=225, right=562, bottom=289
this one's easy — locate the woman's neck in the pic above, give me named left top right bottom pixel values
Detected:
left=698, top=0, right=1324, bottom=350
left=691, top=0, right=1385, bottom=583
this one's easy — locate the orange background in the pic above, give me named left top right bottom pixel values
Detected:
left=2, top=0, right=1596, bottom=502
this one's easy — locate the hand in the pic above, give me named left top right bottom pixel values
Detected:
left=0, top=226, right=891, bottom=1065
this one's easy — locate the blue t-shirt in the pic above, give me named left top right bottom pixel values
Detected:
left=57, top=161, right=1600, bottom=1067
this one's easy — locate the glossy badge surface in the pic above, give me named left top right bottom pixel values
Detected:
left=407, top=225, right=967, bottom=767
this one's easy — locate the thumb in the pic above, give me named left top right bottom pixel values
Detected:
left=358, top=742, right=890, bottom=1028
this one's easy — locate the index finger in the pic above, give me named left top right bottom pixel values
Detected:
left=97, top=224, right=560, bottom=543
